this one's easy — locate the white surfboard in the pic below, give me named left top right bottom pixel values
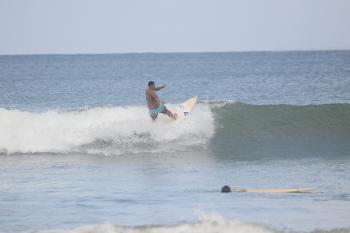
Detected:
left=229, top=187, right=315, bottom=193
left=174, top=96, right=197, bottom=121
left=161, top=96, right=197, bottom=123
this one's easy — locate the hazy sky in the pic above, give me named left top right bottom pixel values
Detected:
left=0, top=0, right=350, bottom=54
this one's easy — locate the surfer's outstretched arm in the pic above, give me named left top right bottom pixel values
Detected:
left=155, top=85, right=166, bottom=91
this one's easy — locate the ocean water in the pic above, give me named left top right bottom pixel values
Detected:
left=0, top=51, right=350, bottom=233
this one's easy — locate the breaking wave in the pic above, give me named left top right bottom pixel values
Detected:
left=1, top=102, right=350, bottom=157
left=32, top=215, right=350, bottom=233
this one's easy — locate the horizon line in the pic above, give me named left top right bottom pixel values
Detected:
left=0, top=48, right=349, bottom=56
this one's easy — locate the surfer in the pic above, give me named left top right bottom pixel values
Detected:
left=146, top=81, right=177, bottom=121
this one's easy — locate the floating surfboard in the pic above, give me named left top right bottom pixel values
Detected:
left=221, top=185, right=315, bottom=193
left=161, top=96, right=197, bottom=123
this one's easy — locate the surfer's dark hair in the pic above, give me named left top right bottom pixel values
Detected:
left=148, top=81, right=155, bottom=87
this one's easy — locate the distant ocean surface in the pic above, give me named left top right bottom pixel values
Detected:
left=1, top=51, right=350, bottom=233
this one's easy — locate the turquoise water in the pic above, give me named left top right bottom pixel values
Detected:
left=0, top=51, right=350, bottom=233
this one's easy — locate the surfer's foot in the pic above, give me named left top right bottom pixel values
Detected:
left=173, top=113, right=178, bottom=120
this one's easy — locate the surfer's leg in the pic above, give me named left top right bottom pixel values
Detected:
left=162, top=107, right=177, bottom=120
left=150, top=113, right=158, bottom=121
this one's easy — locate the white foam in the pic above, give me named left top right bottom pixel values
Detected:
left=0, top=104, right=214, bottom=154
left=34, top=215, right=275, bottom=233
